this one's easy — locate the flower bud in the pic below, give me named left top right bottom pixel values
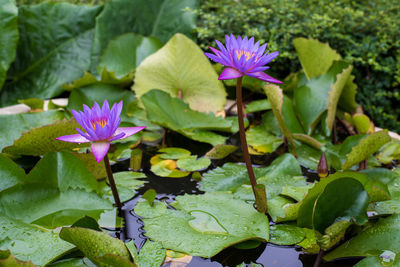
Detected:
left=318, top=153, right=329, bottom=178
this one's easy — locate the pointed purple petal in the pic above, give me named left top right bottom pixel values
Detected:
left=56, top=134, right=90, bottom=143
left=108, top=132, right=126, bottom=142
left=246, top=72, right=282, bottom=84
left=215, top=40, right=227, bottom=54
left=204, top=52, right=226, bottom=65
left=114, top=126, right=146, bottom=139
left=91, top=142, right=110, bottom=163
left=76, top=128, right=93, bottom=140
left=218, top=67, right=243, bottom=80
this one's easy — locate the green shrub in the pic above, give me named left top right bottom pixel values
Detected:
left=195, top=0, right=400, bottom=131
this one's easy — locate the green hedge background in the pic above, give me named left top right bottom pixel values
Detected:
left=15, top=0, right=400, bottom=132
left=195, top=0, right=400, bottom=132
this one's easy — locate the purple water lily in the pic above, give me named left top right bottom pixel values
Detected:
left=205, top=34, right=282, bottom=83
left=57, top=100, right=145, bottom=163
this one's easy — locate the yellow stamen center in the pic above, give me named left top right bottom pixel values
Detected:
left=91, top=119, right=108, bottom=130
left=235, top=50, right=256, bottom=61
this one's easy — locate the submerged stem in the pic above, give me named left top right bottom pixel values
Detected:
left=236, top=77, right=267, bottom=213
left=104, top=154, right=122, bottom=209
left=313, top=250, right=324, bottom=267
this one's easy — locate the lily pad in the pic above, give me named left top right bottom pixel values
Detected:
left=246, top=124, right=283, bottom=154
left=0, top=0, right=18, bottom=90
left=377, top=141, right=400, bottom=165
left=151, top=158, right=190, bottom=178
left=0, top=154, right=25, bottom=192
left=0, top=110, right=64, bottom=151
left=0, top=214, right=74, bottom=266
left=100, top=171, right=146, bottom=202
left=133, top=34, right=226, bottom=113
left=177, top=156, right=211, bottom=172
left=126, top=240, right=165, bottom=267
left=245, top=99, right=272, bottom=113
left=269, top=224, right=306, bottom=245
left=324, top=214, right=400, bottom=261
left=158, top=147, right=191, bottom=160
left=3, top=119, right=88, bottom=156
left=136, top=192, right=269, bottom=258
left=1, top=3, right=101, bottom=106
left=0, top=152, right=112, bottom=228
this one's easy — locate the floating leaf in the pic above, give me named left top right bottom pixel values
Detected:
left=125, top=240, right=166, bottom=267
left=0, top=0, right=18, bottom=90
left=342, top=131, right=391, bottom=170
left=134, top=199, right=168, bottom=219
left=246, top=124, right=283, bottom=154
left=205, top=144, right=237, bottom=159
left=3, top=119, right=88, bottom=156
left=60, top=227, right=130, bottom=266
left=0, top=152, right=112, bottom=228
left=0, top=154, right=25, bottom=192
left=177, top=156, right=211, bottom=172
left=1, top=3, right=101, bottom=106
left=90, top=0, right=196, bottom=71
left=133, top=34, right=226, bottom=113
left=0, top=110, right=64, bottom=151
left=136, top=192, right=269, bottom=258
left=0, top=251, right=36, bottom=266
left=324, top=214, right=400, bottom=261
left=98, top=33, right=162, bottom=78
left=151, top=159, right=190, bottom=178
left=0, top=214, right=74, bottom=266
left=72, top=152, right=107, bottom=180
left=100, top=171, right=146, bottom=202
left=293, top=37, right=341, bottom=80
left=158, top=147, right=191, bottom=160
left=269, top=224, right=306, bottom=245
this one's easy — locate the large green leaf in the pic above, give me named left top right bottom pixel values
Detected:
left=342, top=131, right=392, bottom=170
left=0, top=214, right=74, bottom=266
left=293, top=37, right=341, bottom=80
left=141, top=89, right=229, bottom=145
left=0, top=110, right=64, bottom=151
left=126, top=241, right=166, bottom=267
left=67, top=83, right=135, bottom=119
left=91, top=0, right=196, bottom=72
left=97, top=33, right=162, bottom=78
left=324, top=214, right=400, bottom=261
left=298, top=172, right=389, bottom=230
left=0, top=152, right=112, bottom=227
left=60, top=227, right=131, bottom=266
left=0, top=0, right=18, bottom=90
left=3, top=119, right=88, bottom=156
left=1, top=3, right=101, bottom=106
left=133, top=34, right=226, bottom=113
left=312, top=178, right=369, bottom=233
left=201, top=153, right=303, bottom=194
left=0, top=154, right=25, bottom=192
left=246, top=124, right=283, bottom=154
left=294, top=61, right=352, bottom=134
left=100, top=171, right=146, bottom=202
left=135, top=192, right=269, bottom=258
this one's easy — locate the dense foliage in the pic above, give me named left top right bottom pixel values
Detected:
left=195, top=0, right=400, bottom=131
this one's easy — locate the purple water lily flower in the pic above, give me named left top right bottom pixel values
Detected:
left=205, top=34, right=282, bottom=83
left=57, top=100, right=145, bottom=163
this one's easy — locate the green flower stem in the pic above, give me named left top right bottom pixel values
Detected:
left=236, top=77, right=267, bottom=213
left=104, top=154, right=122, bottom=209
